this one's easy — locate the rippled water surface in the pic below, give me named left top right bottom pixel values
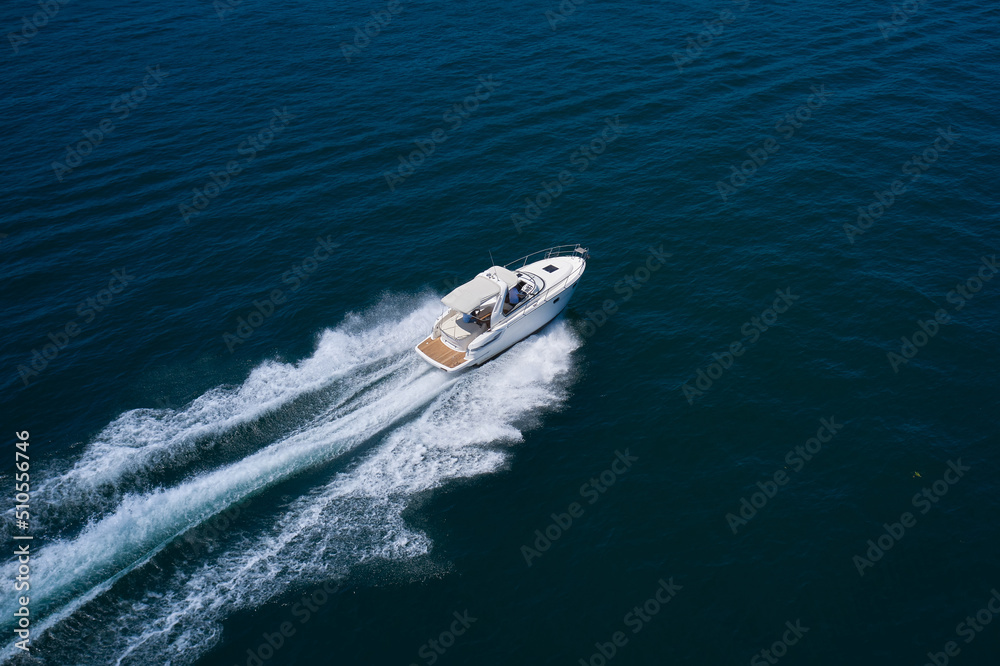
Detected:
left=1, top=0, right=998, bottom=664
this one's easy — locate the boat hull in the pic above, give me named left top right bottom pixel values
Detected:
left=467, top=279, right=578, bottom=368
left=415, top=246, right=587, bottom=372
left=415, top=279, right=579, bottom=372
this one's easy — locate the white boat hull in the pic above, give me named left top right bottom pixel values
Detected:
left=464, top=280, right=578, bottom=368
left=415, top=246, right=587, bottom=372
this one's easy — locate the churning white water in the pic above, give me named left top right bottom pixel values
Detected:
left=0, top=297, right=580, bottom=665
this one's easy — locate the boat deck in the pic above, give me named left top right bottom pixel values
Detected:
left=416, top=336, right=468, bottom=369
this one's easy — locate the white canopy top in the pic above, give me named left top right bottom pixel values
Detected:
left=441, top=266, right=519, bottom=313
left=492, top=266, right=518, bottom=287
left=442, top=276, right=500, bottom=312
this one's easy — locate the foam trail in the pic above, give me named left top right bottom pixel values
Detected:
left=32, top=298, right=441, bottom=510
left=0, top=356, right=454, bottom=657
left=19, top=322, right=582, bottom=666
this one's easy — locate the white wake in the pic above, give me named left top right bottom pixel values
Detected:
left=26, top=298, right=443, bottom=525
left=0, top=299, right=581, bottom=665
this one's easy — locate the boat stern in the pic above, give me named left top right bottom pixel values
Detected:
left=415, top=335, right=472, bottom=372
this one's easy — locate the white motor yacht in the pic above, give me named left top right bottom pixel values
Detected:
left=415, top=244, right=589, bottom=371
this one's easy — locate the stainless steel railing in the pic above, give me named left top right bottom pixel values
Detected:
left=504, top=244, right=589, bottom=271
left=499, top=245, right=588, bottom=321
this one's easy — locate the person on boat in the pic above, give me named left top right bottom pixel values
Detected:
left=464, top=309, right=488, bottom=326
left=503, top=284, right=524, bottom=315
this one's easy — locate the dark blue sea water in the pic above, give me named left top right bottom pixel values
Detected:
left=2, top=0, right=999, bottom=664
